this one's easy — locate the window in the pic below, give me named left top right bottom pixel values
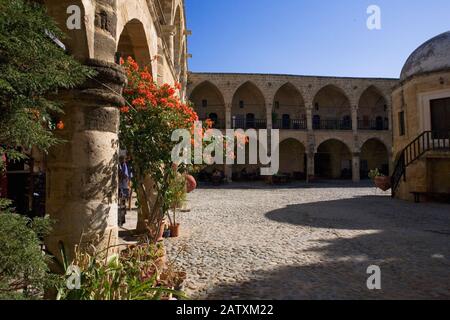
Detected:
left=239, top=100, right=244, bottom=109
left=398, top=111, right=405, bottom=136
left=202, top=99, right=208, bottom=108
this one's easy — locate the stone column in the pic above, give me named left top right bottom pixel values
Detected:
left=224, top=164, right=232, bottom=183
left=352, top=152, right=361, bottom=183
left=266, top=103, right=273, bottom=130
left=306, top=106, right=313, bottom=131
left=386, top=102, right=392, bottom=131
left=46, top=60, right=127, bottom=264
left=306, top=136, right=316, bottom=182
left=225, top=103, right=232, bottom=129
left=225, top=103, right=233, bottom=181
left=306, top=153, right=315, bottom=182
left=352, top=105, right=358, bottom=133
left=162, top=25, right=176, bottom=63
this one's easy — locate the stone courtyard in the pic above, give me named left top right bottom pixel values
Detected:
left=162, top=182, right=450, bottom=300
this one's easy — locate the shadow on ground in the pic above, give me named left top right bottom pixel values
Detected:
left=206, top=196, right=450, bottom=300
left=197, top=180, right=376, bottom=191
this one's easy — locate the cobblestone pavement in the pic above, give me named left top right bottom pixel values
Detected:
left=163, top=181, right=450, bottom=300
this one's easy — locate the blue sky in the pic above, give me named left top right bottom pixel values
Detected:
left=185, top=0, right=450, bottom=78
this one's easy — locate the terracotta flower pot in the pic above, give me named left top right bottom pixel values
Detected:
left=170, top=223, right=181, bottom=238
left=374, top=176, right=391, bottom=191
left=186, top=175, right=197, bottom=193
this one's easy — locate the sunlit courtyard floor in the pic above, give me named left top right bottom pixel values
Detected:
left=123, top=181, right=450, bottom=300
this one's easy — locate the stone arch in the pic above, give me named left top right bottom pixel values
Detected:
left=43, top=0, right=92, bottom=60
left=232, top=82, right=266, bottom=129
left=189, top=81, right=226, bottom=128
left=315, top=139, right=352, bottom=179
left=173, top=5, right=183, bottom=75
left=358, top=86, right=389, bottom=130
left=116, top=1, right=159, bottom=77
left=273, top=83, right=306, bottom=129
left=313, top=85, right=352, bottom=130
left=277, top=138, right=307, bottom=177
left=117, top=19, right=152, bottom=69
left=158, top=0, right=175, bottom=23
left=360, top=138, right=389, bottom=178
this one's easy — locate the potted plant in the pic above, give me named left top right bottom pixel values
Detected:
left=167, top=174, right=187, bottom=238
left=369, top=168, right=391, bottom=191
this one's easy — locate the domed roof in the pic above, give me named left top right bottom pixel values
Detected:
left=400, top=31, right=450, bottom=81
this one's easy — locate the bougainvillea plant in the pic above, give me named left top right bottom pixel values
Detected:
left=119, top=57, right=248, bottom=239
left=119, top=57, right=200, bottom=237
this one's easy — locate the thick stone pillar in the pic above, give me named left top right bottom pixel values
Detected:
left=46, top=60, right=127, bottom=264
left=352, top=153, right=361, bottom=183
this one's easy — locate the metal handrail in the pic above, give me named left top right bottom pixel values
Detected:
left=391, top=130, right=450, bottom=196
left=358, top=119, right=389, bottom=131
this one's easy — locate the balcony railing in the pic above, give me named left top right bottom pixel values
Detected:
left=313, top=119, right=352, bottom=130
left=358, top=119, right=389, bottom=131
left=232, top=118, right=267, bottom=130
left=273, top=119, right=307, bottom=130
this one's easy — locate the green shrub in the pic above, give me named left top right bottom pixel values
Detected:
left=57, top=242, right=187, bottom=300
left=0, top=199, right=58, bottom=300
left=368, top=168, right=384, bottom=180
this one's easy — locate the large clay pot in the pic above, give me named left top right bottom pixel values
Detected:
left=170, top=223, right=180, bottom=238
left=374, top=176, right=391, bottom=191
left=186, top=175, right=197, bottom=193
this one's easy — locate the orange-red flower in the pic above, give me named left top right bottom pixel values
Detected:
left=120, top=106, right=130, bottom=113
left=56, top=120, right=64, bottom=130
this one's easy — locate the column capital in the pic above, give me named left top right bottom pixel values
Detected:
left=161, top=25, right=177, bottom=36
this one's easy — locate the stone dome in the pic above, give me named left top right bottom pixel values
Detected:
left=400, top=31, right=450, bottom=81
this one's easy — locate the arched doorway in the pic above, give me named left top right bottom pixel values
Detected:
left=315, top=139, right=352, bottom=179
left=232, top=82, right=266, bottom=129
left=117, top=19, right=152, bottom=69
left=273, top=83, right=306, bottom=130
left=360, top=139, right=389, bottom=179
left=313, top=85, right=351, bottom=130
left=189, top=81, right=226, bottom=129
left=358, top=86, right=389, bottom=130
left=278, top=139, right=307, bottom=179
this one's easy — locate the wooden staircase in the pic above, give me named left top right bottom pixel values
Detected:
left=391, top=131, right=450, bottom=197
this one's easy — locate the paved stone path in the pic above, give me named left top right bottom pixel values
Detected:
left=164, top=181, right=450, bottom=300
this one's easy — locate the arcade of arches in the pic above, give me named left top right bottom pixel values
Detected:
left=188, top=73, right=395, bottom=182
